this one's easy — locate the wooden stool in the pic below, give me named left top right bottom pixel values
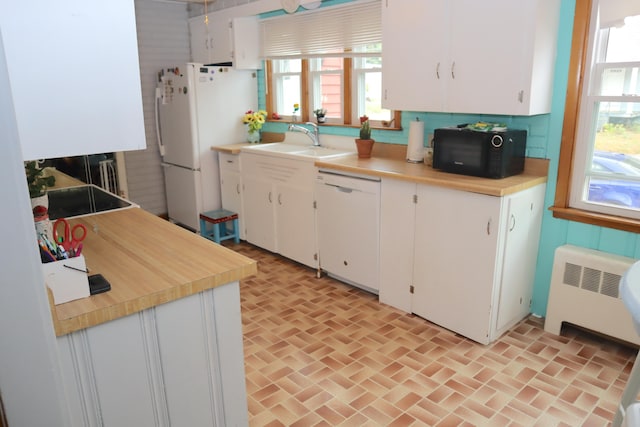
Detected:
left=199, top=209, right=240, bottom=244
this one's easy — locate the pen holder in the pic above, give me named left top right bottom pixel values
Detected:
left=42, top=255, right=90, bottom=305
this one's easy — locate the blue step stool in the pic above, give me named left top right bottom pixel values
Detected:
left=199, top=209, right=240, bottom=244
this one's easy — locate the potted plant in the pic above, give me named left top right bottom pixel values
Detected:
left=355, top=115, right=374, bottom=158
left=25, top=160, right=55, bottom=200
left=314, top=108, right=327, bottom=123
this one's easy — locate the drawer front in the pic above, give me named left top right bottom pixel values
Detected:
left=219, top=153, right=240, bottom=172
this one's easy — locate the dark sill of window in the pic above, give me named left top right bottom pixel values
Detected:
left=550, top=205, right=640, bottom=233
left=266, top=119, right=403, bottom=131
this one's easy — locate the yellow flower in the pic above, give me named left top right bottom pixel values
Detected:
left=242, top=109, right=268, bottom=133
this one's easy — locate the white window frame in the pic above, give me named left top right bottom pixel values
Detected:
left=352, top=55, right=385, bottom=124
left=569, top=3, right=640, bottom=220
left=309, top=57, right=344, bottom=125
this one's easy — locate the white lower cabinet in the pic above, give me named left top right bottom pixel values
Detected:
left=57, top=282, right=248, bottom=427
left=241, top=153, right=317, bottom=268
left=219, top=152, right=244, bottom=239
left=380, top=178, right=545, bottom=344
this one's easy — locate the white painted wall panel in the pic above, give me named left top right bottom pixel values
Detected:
left=125, top=0, right=191, bottom=215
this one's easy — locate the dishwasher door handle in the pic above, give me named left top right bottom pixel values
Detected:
left=325, top=184, right=354, bottom=193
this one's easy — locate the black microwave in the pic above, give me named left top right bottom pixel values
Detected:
left=432, top=127, right=527, bottom=179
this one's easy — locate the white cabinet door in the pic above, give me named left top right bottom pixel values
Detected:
left=231, top=17, right=261, bottom=70
left=220, top=170, right=243, bottom=236
left=413, top=185, right=502, bottom=345
left=189, top=16, right=212, bottom=64
left=447, top=0, right=526, bottom=115
left=243, top=176, right=276, bottom=252
left=381, top=0, right=447, bottom=111
left=276, top=183, right=316, bottom=267
left=495, top=184, right=545, bottom=333
left=240, top=153, right=316, bottom=265
left=190, top=14, right=260, bottom=69
left=1, top=0, right=146, bottom=160
left=219, top=153, right=243, bottom=239
left=208, top=15, right=233, bottom=64
left=381, top=0, right=559, bottom=115
left=379, top=178, right=416, bottom=311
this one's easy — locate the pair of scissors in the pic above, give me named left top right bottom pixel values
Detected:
left=53, top=218, right=87, bottom=252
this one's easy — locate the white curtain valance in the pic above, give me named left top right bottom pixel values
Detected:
left=261, top=0, right=382, bottom=59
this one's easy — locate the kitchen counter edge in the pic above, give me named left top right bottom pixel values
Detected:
left=49, top=208, right=257, bottom=336
left=314, top=155, right=549, bottom=197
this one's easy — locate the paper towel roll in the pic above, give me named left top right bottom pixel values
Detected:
left=407, top=120, right=425, bottom=163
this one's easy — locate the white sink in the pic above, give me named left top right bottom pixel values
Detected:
left=294, top=147, right=354, bottom=159
left=241, top=143, right=353, bottom=160
left=244, top=143, right=308, bottom=154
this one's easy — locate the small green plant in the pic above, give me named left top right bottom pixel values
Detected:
left=24, top=160, right=55, bottom=198
left=359, top=115, right=371, bottom=140
left=314, top=108, right=326, bottom=117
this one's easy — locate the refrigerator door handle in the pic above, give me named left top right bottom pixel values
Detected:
left=155, top=87, right=166, bottom=157
left=161, top=162, right=200, bottom=172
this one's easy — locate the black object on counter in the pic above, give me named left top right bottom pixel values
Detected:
left=89, top=274, right=111, bottom=295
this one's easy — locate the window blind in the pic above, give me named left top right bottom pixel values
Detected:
left=261, top=0, right=381, bottom=59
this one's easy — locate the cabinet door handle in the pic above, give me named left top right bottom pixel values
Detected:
left=451, top=61, right=456, bottom=79
left=278, top=193, right=282, bottom=205
left=268, top=191, right=272, bottom=203
left=518, top=90, right=524, bottom=103
left=509, top=214, right=516, bottom=231
left=486, top=218, right=491, bottom=235
left=436, top=62, right=440, bottom=79
left=236, top=183, right=240, bottom=195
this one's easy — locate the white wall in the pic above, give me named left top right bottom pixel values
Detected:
left=0, top=33, right=69, bottom=426
left=125, top=0, right=191, bottom=215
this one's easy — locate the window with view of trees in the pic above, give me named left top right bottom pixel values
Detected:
left=553, top=0, right=640, bottom=231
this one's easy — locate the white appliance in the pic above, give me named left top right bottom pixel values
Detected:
left=156, top=63, right=257, bottom=231
left=315, top=169, right=381, bottom=293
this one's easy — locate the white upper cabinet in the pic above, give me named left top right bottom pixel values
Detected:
left=382, top=0, right=560, bottom=115
left=1, top=0, right=146, bottom=160
left=189, top=15, right=260, bottom=69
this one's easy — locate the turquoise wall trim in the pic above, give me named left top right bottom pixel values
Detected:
left=259, top=0, right=640, bottom=318
left=531, top=0, right=640, bottom=317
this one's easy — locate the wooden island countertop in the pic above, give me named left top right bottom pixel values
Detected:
left=49, top=207, right=257, bottom=336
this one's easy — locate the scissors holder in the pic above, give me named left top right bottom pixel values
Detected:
left=42, top=255, right=90, bottom=305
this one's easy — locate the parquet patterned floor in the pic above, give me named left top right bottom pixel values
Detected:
left=231, top=242, right=638, bottom=426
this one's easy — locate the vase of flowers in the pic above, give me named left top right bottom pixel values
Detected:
left=355, top=115, right=374, bottom=158
left=242, top=109, right=268, bottom=143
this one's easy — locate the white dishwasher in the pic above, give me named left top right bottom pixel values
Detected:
left=315, top=169, right=381, bottom=293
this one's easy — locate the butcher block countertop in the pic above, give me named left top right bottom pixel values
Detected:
left=315, top=146, right=549, bottom=197
left=49, top=207, right=257, bottom=336
left=214, top=141, right=549, bottom=197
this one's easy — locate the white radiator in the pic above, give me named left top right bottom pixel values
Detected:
left=544, top=245, right=640, bottom=345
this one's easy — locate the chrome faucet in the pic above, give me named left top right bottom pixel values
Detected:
left=288, top=122, right=320, bottom=147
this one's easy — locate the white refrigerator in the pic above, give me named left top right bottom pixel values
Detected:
left=156, top=63, right=257, bottom=232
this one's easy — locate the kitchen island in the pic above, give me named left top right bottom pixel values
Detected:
left=48, top=205, right=257, bottom=426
